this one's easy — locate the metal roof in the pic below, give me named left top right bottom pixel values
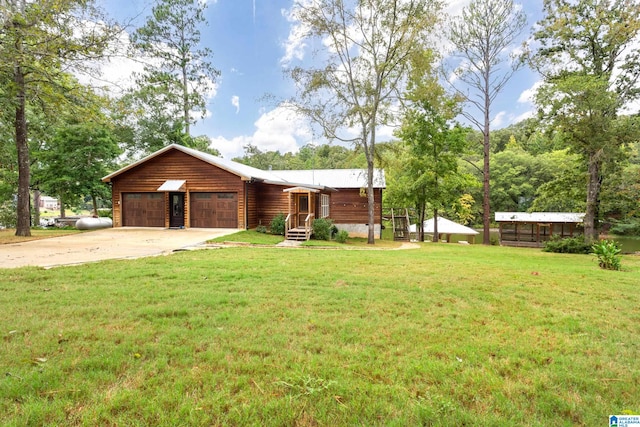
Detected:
left=270, top=169, right=386, bottom=189
left=102, top=144, right=385, bottom=190
left=495, top=212, right=585, bottom=223
left=157, top=180, right=186, bottom=192
left=410, top=217, right=479, bottom=235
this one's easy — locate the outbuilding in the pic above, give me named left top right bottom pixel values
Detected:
left=495, top=212, right=585, bottom=247
left=102, top=144, right=385, bottom=239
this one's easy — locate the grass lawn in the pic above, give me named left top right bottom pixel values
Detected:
left=0, top=228, right=83, bottom=245
left=1, top=244, right=639, bottom=425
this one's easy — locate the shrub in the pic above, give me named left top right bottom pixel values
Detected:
left=270, top=213, right=286, bottom=235
left=0, top=201, right=17, bottom=228
left=97, top=208, right=113, bottom=219
left=312, top=218, right=333, bottom=241
left=592, top=239, right=622, bottom=270
left=543, top=235, right=592, bottom=254
left=609, top=218, right=640, bottom=236
left=335, top=230, right=349, bottom=243
left=256, top=225, right=267, bottom=233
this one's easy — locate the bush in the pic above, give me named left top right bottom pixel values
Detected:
left=312, top=218, right=333, bottom=241
left=609, top=218, right=640, bottom=236
left=0, top=201, right=17, bottom=228
left=270, top=213, right=286, bottom=236
left=97, top=208, right=113, bottom=219
left=592, top=239, right=622, bottom=270
left=543, top=235, right=592, bottom=254
left=335, top=230, right=349, bottom=243
left=256, top=225, right=267, bottom=233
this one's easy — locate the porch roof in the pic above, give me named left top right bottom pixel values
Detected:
left=157, top=180, right=186, bottom=192
left=495, top=212, right=585, bottom=223
left=283, top=186, right=320, bottom=193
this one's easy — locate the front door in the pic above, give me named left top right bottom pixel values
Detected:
left=296, top=194, right=309, bottom=228
left=170, top=193, right=185, bottom=228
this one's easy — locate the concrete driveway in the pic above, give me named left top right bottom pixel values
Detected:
left=0, top=227, right=239, bottom=269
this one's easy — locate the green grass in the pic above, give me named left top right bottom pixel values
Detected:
left=0, top=228, right=84, bottom=245
left=207, top=229, right=285, bottom=245
left=1, top=244, right=639, bottom=425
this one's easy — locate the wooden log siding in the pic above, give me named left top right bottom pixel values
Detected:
left=251, top=182, right=289, bottom=228
left=111, top=150, right=246, bottom=228
left=330, top=189, right=382, bottom=224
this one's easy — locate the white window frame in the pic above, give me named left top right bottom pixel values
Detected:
left=321, top=194, right=330, bottom=218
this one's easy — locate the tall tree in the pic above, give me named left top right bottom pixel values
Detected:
left=446, top=0, right=527, bottom=244
left=130, top=0, right=219, bottom=140
left=35, top=119, right=120, bottom=217
left=0, top=0, right=119, bottom=236
left=532, top=0, right=640, bottom=242
left=285, top=0, right=442, bottom=244
left=394, top=104, right=469, bottom=242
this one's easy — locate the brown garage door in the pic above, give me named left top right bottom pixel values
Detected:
left=190, top=192, right=238, bottom=228
left=122, top=193, right=165, bottom=227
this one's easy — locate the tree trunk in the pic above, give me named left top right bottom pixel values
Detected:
left=366, top=124, right=376, bottom=245
left=183, top=64, right=190, bottom=136
left=60, top=195, right=66, bottom=219
left=14, top=63, right=31, bottom=237
left=92, top=194, right=99, bottom=216
left=482, top=104, right=491, bottom=245
left=433, top=207, right=439, bottom=243
left=418, top=201, right=425, bottom=242
left=584, top=150, right=603, bottom=243
left=33, top=190, right=41, bottom=227
left=366, top=159, right=375, bottom=244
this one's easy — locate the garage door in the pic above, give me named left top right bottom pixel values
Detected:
left=190, top=192, right=238, bottom=228
left=122, top=193, right=165, bottom=227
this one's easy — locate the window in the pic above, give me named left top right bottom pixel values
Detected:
left=321, top=194, right=330, bottom=218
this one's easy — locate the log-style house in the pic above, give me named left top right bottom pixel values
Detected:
left=495, top=212, right=585, bottom=247
left=102, top=144, right=386, bottom=240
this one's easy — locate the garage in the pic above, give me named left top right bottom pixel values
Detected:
left=122, top=193, right=165, bottom=227
left=190, top=192, right=238, bottom=228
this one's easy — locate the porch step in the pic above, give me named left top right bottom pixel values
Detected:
left=286, top=227, right=311, bottom=241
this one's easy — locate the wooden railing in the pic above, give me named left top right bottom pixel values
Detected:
left=304, top=213, right=314, bottom=239
left=285, top=213, right=292, bottom=235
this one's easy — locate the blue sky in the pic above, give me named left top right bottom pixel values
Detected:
left=97, top=0, right=544, bottom=159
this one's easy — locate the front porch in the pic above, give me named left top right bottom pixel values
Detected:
left=283, top=187, right=319, bottom=241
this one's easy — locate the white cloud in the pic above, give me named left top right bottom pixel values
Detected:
left=208, top=104, right=313, bottom=159
left=491, top=111, right=507, bottom=127
left=517, top=81, right=542, bottom=104
left=280, top=5, right=310, bottom=66
left=513, top=110, right=535, bottom=123
left=231, top=95, right=240, bottom=113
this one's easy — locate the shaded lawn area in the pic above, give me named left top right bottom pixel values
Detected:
left=0, top=228, right=83, bottom=245
left=1, top=244, right=639, bottom=425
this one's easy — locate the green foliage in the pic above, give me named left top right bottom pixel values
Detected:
left=34, top=120, right=121, bottom=215
left=312, top=218, right=333, bottom=241
left=0, top=201, right=17, bottom=228
left=233, top=143, right=366, bottom=170
left=256, top=225, right=267, bottom=234
left=543, top=235, right=592, bottom=254
left=335, top=229, right=349, bottom=243
left=270, top=213, right=286, bottom=236
left=97, top=209, right=113, bottom=219
left=532, top=0, right=640, bottom=241
left=592, top=239, right=622, bottom=270
left=0, top=0, right=120, bottom=236
left=123, top=0, right=220, bottom=154
left=609, top=218, right=640, bottom=236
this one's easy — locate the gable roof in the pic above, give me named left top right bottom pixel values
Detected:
left=102, top=144, right=386, bottom=189
left=495, top=212, right=585, bottom=223
left=409, top=217, right=479, bottom=236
